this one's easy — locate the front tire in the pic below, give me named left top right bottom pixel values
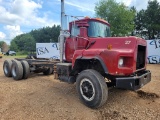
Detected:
left=76, top=69, right=108, bottom=108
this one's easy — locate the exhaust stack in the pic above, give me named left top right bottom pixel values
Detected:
left=60, top=0, right=65, bottom=62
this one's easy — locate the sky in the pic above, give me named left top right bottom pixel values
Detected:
left=0, top=0, right=160, bottom=44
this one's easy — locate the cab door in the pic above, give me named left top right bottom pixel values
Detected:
left=65, top=24, right=79, bottom=62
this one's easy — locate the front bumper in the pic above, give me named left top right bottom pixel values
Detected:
left=115, top=70, right=151, bottom=90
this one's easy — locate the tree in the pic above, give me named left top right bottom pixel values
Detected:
left=30, top=25, right=60, bottom=43
left=145, top=0, right=160, bottom=39
left=134, top=0, right=160, bottom=39
left=2, top=42, right=9, bottom=52
left=95, top=0, right=136, bottom=36
left=0, top=41, right=5, bottom=49
left=10, top=24, right=60, bottom=53
left=0, top=41, right=8, bottom=52
left=135, top=9, right=147, bottom=38
left=10, top=34, right=36, bottom=52
left=10, top=41, right=19, bottom=52
left=22, top=34, right=36, bottom=52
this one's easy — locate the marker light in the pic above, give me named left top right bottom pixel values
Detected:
left=107, top=44, right=112, bottom=50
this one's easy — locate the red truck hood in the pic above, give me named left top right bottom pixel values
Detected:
left=81, top=36, right=147, bottom=75
left=88, top=36, right=146, bottom=51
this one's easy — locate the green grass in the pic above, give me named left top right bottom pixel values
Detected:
left=3, top=55, right=27, bottom=59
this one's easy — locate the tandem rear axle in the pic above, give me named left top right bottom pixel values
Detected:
left=3, top=58, right=59, bottom=80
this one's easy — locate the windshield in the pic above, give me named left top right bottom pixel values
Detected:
left=88, top=21, right=110, bottom=37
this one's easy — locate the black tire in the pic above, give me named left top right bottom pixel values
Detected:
left=43, top=67, right=53, bottom=75
left=3, top=60, right=13, bottom=77
left=21, top=60, right=30, bottom=79
left=76, top=69, right=108, bottom=108
left=11, top=60, right=23, bottom=80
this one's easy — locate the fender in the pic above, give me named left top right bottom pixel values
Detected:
left=94, top=56, right=108, bottom=74
left=73, top=56, right=109, bottom=74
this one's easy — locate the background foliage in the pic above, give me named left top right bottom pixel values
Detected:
left=6, top=25, right=60, bottom=53
left=134, top=0, right=160, bottom=39
left=1, top=0, right=160, bottom=53
left=95, top=0, right=136, bottom=36
left=95, top=0, right=160, bottom=39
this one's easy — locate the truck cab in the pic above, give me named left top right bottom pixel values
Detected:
left=57, top=17, right=151, bottom=108
left=65, top=18, right=110, bottom=62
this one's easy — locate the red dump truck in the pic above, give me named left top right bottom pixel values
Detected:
left=3, top=0, right=151, bottom=108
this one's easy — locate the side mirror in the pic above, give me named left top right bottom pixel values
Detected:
left=63, top=31, right=70, bottom=38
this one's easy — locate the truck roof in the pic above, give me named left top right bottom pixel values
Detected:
left=69, top=17, right=110, bottom=27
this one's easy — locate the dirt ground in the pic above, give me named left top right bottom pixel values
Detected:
left=0, top=58, right=160, bottom=120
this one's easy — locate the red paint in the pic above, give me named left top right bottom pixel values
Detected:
left=65, top=18, right=147, bottom=76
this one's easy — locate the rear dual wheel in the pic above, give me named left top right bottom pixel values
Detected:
left=3, top=60, right=30, bottom=80
left=3, top=60, right=12, bottom=77
left=21, top=60, right=30, bottom=79
left=76, top=69, right=108, bottom=108
left=11, top=60, right=23, bottom=80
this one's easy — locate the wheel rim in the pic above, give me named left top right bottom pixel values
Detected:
left=12, top=65, right=16, bottom=77
left=4, top=64, right=8, bottom=74
left=80, top=78, right=95, bottom=101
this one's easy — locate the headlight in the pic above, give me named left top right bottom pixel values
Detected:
left=118, top=57, right=124, bottom=67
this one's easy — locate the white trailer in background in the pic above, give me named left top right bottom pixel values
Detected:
left=147, top=39, right=160, bottom=64
left=36, top=43, right=60, bottom=59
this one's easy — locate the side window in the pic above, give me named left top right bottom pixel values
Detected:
left=71, top=24, right=80, bottom=37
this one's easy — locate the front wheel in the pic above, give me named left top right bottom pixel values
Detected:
left=76, top=69, right=108, bottom=108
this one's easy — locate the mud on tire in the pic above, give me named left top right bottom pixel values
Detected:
left=11, top=60, right=23, bottom=80
left=76, top=69, right=108, bottom=108
left=3, top=60, right=13, bottom=77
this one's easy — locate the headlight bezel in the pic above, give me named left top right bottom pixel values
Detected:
left=118, top=57, right=124, bottom=67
